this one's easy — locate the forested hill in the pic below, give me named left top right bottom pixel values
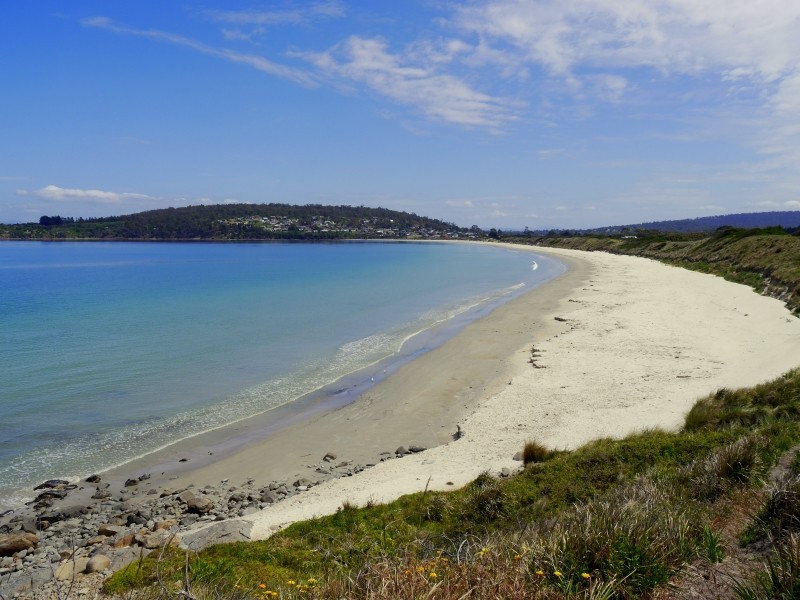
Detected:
left=0, top=204, right=470, bottom=240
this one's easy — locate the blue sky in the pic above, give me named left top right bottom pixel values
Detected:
left=3, top=1, right=800, bottom=229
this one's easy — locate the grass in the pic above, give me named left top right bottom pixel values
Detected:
left=106, top=370, right=800, bottom=599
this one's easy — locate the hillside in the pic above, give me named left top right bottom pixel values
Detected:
left=0, top=204, right=468, bottom=241
left=587, top=211, right=800, bottom=234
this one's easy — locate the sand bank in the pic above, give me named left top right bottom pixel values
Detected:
left=220, top=244, right=800, bottom=540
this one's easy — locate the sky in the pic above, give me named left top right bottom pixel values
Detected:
left=2, top=1, right=800, bottom=230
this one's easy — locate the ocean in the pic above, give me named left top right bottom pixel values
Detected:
left=0, top=241, right=565, bottom=509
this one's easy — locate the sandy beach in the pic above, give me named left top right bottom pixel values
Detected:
left=164, top=242, right=800, bottom=541
left=6, top=242, right=800, bottom=597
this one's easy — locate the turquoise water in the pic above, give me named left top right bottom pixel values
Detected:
left=0, top=241, right=564, bottom=508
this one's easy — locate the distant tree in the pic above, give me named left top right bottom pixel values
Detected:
left=488, top=228, right=501, bottom=239
left=39, top=216, right=63, bottom=227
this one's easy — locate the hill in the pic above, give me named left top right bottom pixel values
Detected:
left=0, top=204, right=468, bottom=241
left=589, top=210, right=800, bottom=234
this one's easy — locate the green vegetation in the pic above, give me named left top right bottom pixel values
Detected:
left=0, top=204, right=469, bottom=241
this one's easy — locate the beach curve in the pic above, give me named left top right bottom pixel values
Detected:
left=209, top=243, right=800, bottom=539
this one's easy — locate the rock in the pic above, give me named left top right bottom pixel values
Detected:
left=178, top=490, right=197, bottom=503
left=293, top=478, right=313, bottom=488
left=0, top=532, right=39, bottom=556
left=179, top=520, right=253, bottom=551
left=92, top=489, right=112, bottom=500
left=323, top=452, right=337, bottom=462
left=186, top=496, right=214, bottom=514
left=85, top=474, right=101, bottom=483
left=33, top=479, right=70, bottom=490
left=40, top=505, right=88, bottom=523
left=19, top=516, right=38, bottom=534
left=135, top=532, right=168, bottom=549
left=55, top=557, right=89, bottom=580
left=500, top=467, right=511, bottom=477
left=113, top=534, right=135, bottom=549
left=126, top=513, right=148, bottom=526
left=124, top=478, right=138, bottom=487
left=395, top=446, right=409, bottom=455
left=85, top=554, right=111, bottom=573
left=154, top=519, right=178, bottom=531
left=261, top=491, right=280, bottom=504
left=85, top=536, right=107, bottom=546
left=97, top=524, right=125, bottom=537
left=33, top=489, right=70, bottom=502
left=409, top=445, right=426, bottom=453
left=512, top=452, right=523, bottom=461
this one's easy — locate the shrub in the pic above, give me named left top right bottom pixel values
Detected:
left=753, top=474, right=800, bottom=542
left=522, top=440, right=553, bottom=466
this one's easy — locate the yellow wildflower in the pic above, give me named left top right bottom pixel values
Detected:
left=535, top=570, right=545, bottom=577
left=287, top=579, right=296, bottom=585
left=554, top=571, right=563, bottom=578
left=429, top=572, right=437, bottom=579
left=259, top=584, right=267, bottom=589
left=582, top=572, right=591, bottom=580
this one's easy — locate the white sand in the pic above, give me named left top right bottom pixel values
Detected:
left=243, top=245, right=800, bottom=539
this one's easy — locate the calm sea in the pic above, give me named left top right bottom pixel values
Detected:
left=0, top=241, right=565, bottom=508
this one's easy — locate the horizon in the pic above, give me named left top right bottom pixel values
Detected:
left=3, top=2, right=800, bottom=229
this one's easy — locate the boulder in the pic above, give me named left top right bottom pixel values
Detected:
left=186, top=496, right=214, bottom=514
left=40, top=505, right=88, bottom=523
left=85, top=554, right=111, bottom=573
left=0, top=532, right=39, bottom=556
left=33, top=479, right=70, bottom=490
left=55, top=557, right=89, bottom=580
left=179, top=520, right=253, bottom=551
left=97, top=524, right=125, bottom=537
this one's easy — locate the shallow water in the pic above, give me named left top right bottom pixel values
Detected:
left=0, top=241, right=564, bottom=508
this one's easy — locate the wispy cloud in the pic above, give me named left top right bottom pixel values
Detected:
left=82, top=17, right=316, bottom=87
left=453, top=0, right=800, bottom=80
left=204, top=1, right=345, bottom=27
left=16, top=185, right=156, bottom=204
left=446, top=199, right=475, bottom=207
left=301, top=36, right=519, bottom=130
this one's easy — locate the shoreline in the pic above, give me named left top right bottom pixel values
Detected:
left=4, top=244, right=800, bottom=595
left=17, top=244, right=573, bottom=516
left=0, top=240, right=558, bottom=512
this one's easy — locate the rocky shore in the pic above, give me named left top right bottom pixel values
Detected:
left=0, top=444, right=434, bottom=597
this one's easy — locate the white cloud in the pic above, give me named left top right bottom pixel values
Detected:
left=784, top=200, right=800, bottom=208
left=302, top=36, right=519, bottom=129
left=446, top=199, right=475, bottom=207
left=454, top=1, right=800, bottom=80
left=491, top=210, right=509, bottom=217
left=82, top=17, right=316, bottom=87
left=204, top=1, right=345, bottom=27
left=17, top=185, right=155, bottom=204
